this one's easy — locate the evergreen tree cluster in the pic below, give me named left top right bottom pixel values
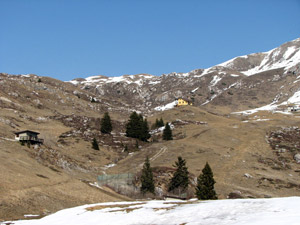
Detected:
left=126, top=111, right=150, bottom=142
left=139, top=155, right=217, bottom=200
left=100, top=112, right=112, bottom=134
left=154, top=118, right=164, bottom=128
left=140, top=156, right=155, bottom=194
left=95, top=112, right=216, bottom=200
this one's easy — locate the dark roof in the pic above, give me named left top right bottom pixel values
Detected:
left=14, top=130, right=40, bottom=135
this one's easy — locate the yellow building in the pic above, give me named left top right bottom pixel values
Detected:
left=176, top=98, right=193, bottom=106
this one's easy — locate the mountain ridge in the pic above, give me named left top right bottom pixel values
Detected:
left=67, top=37, right=300, bottom=114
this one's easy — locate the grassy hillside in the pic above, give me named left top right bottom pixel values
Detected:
left=1, top=73, right=300, bottom=221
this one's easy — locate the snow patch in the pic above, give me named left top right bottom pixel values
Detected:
left=6, top=197, right=300, bottom=225
left=24, top=214, right=40, bottom=218
left=191, top=87, right=199, bottom=93
left=69, top=80, right=79, bottom=85
left=242, top=45, right=300, bottom=76
left=148, top=80, right=160, bottom=85
left=210, top=75, right=222, bottom=86
left=0, top=96, right=12, bottom=103
left=233, top=104, right=279, bottom=115
left=104, top=163, right=116, bottom=168
left=154, top=101, right=177, bottom=111
left=285, top=90, right=300, bottom=105
left=284, top=46, right=296, bottom=59
left=21, top=74, right=31, bottom=77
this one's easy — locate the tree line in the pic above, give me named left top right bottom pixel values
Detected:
left=92, top=111, right=173, bottom=150
left=140, top=156, right=217, bottom=200
left=92, top=112, right=217, bottom=200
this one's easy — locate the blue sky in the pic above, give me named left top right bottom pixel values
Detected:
left=1, top=0, right=299, bottom=81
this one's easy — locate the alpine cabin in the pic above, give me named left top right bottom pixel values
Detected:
left=14, top=130, right=44, bottom=145
left=176, top=98, right=193, bottom=106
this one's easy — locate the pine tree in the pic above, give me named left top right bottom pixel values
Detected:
left=158, top=117, right=164, bottom=127
left=126, top=112, right=150, bottom=142
left=163, top=123, right=173, bottom=140
left=126, top=111, right=141, bottom=139
left=195, top=162, right=217, bottom=200
left=168, top=156, right=189, bottom=192
left=92, top=138, right=99, bottom=150
left=100, top=112, right=112, bottom=134
left=154, top=117, right=164, bottom=129
left=154, top=118, right=160, bottom=128
left=140, top=118, right=151, bottom=141
left=140, top=156, right=155, bottom=194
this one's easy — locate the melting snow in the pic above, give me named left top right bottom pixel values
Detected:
left=285, top=90, right=300, bottom=104
left=242, top=46, right=300, bottom=76
left=6, top=197, right=300, bottom=225
left=104, top=163, right=116, bottom=168
left=148, top=80, right=160, bottom=85
left=210, top=75, right=222, bottom=86
left=233, top=88, right=300, bottom=115
left=191, top=87, right=199, bottom=92
left=0, top=96, right=12, bottom=103
left=69, top=80, right=79, bottom=85
left=20, top=74, right=31, bottom=77
left=154, top=101, right=177, bottom=111
left=216, top=39, right=300, bottom=77
left=70, top=74, right=156, bottom=86
left=284, top=46, right=296, bottom=59
left=232, top=103, right=279, bottom=115
left=242, top=118, right=270, bottom=123
left=24, top=214, right=40, bottom=218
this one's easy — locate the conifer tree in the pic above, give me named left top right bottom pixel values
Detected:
left=92, top=138, right=99, bottom=150
left=126, top=112, right=150, bottom=142
left=140, top=156, right=155, bottom=194
left=154, top=117, right=164, bottom=128
left=154, top=118, right=160, bottom=128
left=100, top=112, right=112, bottom=134
left=140, top=118, right=151, bottom=141
left=126, top=111, right=141, bottom=139
left=195, top=162, right=217, bottom=200
left=158, top=117, right=164, bottom=127
left=168, top=156, right=189, bottom=192
left=163, top=122, right=173, bottom=140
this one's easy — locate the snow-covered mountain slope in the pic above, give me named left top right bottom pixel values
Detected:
left=6, top=197, right=300, bottom=225
left=219, top=38, right=300, bottom=76
left=70, top=74, right=156, bottom=86
left=69, top=38, right=300, bottom=113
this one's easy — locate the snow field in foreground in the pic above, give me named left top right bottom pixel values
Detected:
left=4, top=197, right=300, bottom=225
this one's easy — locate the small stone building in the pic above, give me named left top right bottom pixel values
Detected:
left=175, top=98, right=193, bottom=106
left=14, top=130, right=44, bottom=145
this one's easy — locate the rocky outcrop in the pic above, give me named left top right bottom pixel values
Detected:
left=69, top=38, right=300, bottom=113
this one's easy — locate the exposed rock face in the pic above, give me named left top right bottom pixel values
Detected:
left=69, top=38, right=300, bottom=113
left=294, top=154, right=300, bottom=163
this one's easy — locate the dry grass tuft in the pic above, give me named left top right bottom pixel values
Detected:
left=108, top=207, right=143, bottom=213
left=86, top=203, right=144, bottom=211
